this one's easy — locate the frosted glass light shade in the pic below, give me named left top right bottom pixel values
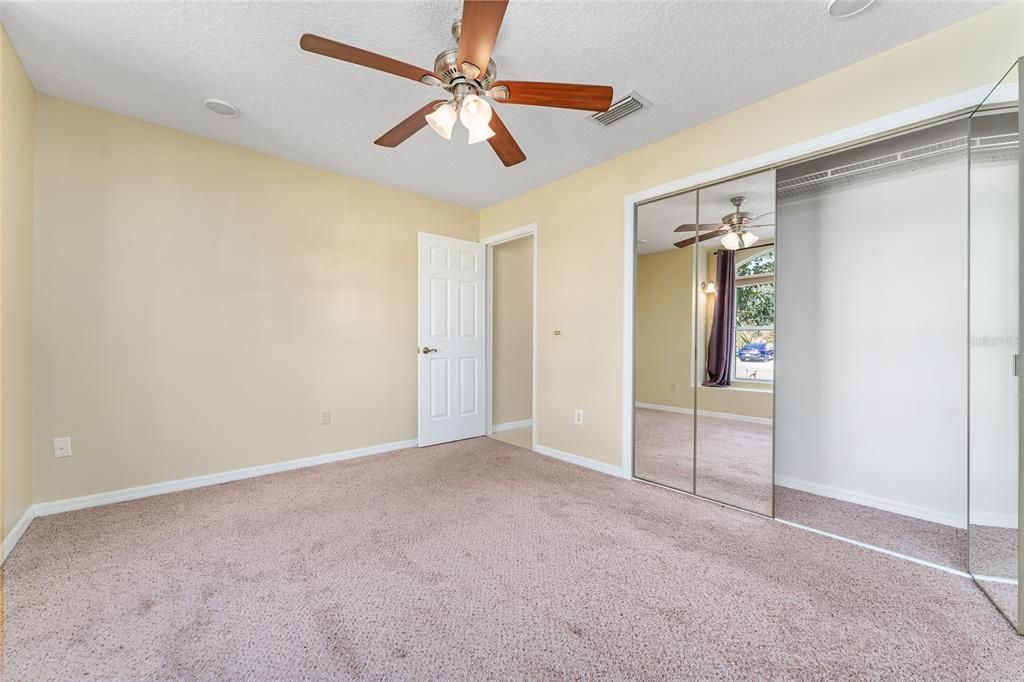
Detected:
left=721, top=232, right=741, bottom=250
left=467, top=123, right=496, bottom=144
left=459, top=95, right=492, bottom=129
left=741, top=232, right=759, bottom=248
left=426, top=103, right=457, bottom=140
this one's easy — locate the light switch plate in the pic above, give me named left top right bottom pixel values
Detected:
left=53, top=436, right=72, bottom=458
left=320, top=409, right=331, bottom=425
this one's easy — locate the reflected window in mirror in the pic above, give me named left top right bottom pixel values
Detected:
left=733, top=249, right=775, bottom=383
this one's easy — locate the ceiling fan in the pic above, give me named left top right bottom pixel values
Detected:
left=673, top=196, right=774, bottom=250
left=299, top=0, right=614, bottom=167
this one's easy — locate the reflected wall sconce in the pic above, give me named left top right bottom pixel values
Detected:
left=702, top=281, right=717, bottom=295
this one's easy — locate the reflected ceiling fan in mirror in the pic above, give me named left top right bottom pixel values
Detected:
left=300, top=0, right=614, bottom=167
left=673, top=196, right=774, bottom=250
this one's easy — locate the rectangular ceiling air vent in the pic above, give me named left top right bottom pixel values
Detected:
left=590, top=91, right=650, bottom=127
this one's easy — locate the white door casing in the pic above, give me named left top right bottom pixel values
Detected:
left=417, top=232, right=486, bottom=446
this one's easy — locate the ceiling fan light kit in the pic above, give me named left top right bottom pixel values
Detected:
left=300, top=0, right=614, bottom=167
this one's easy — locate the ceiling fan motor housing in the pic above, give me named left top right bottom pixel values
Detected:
left=723, top=196, right=753, bottom=227
left=433, top=48, right=497, bottom=91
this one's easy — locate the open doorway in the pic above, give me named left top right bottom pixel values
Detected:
left=484, top=226, right=537, bottom=451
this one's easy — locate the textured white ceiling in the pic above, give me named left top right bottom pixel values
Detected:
left=637, top=190, right=695, bottom=255
left=1, top=0, right=993, bottom=208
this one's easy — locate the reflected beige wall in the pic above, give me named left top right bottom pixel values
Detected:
left=2, top=27, right=36, bottom=539
left=480, top=5, right=1023, bottom=466
left=32, top=97, right=477, bottom=503
left=492, top=235, right=533, bottom=425
left=635, top=248, right=694, bottom=409
left=636, top=246, right=772, bottom=420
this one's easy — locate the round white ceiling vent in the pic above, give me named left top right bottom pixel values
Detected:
left=827, top=0, right=875, bottom=18
left=204, top=98, right=239, bottom=118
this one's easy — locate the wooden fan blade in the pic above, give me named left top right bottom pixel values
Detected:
left=674, top=223, right=724, bottom=233
left=674, top=231, right=727, bottom=249
left=457, top=0, right=509, bottom=80
left=490, top=81, right=613, bottom=112
left=487, top=109, right=526, bottom=167
left=300, top=34, right=436, bottom=84
left=374, top=100, right=446, bottom=148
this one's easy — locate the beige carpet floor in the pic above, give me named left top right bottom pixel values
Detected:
left=633, top=407, right=773, bottom=514
left=5, top=437, right=1024, bottom=680
left=634, top=407, right=984, bottom=575
left=970, top=525, right=1020, bottom=626
left=774, top=486, right=968, bottom=570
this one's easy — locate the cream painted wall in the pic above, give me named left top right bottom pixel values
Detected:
left=479, top=5, right=1024, bottom=467
left=32, top=96, right=477, bottom=503
left=1, top=27, right=35, bottom=539
left=13, top=5, right=1024, bottom=505
left=491, top=235, right=533, bottom=426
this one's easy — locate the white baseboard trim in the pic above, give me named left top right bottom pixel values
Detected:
left=636, top=402, right=772, bottom=425
left=492, top=419, right=533, bottom=433
left=31, top=438, right=419, bottom=519
left=534, top=444, right=628, bottom=479
left=3, top=507, right=35, bottom=563
left=636, top=402, right=692, bottom=414
left=775, top=474, right=968, bottom=529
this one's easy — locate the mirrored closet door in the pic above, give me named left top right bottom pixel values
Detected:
left=633, top=171, right=777, bottom=514
left=633, top=189, right=698, bottom=492
left=968, top=59, right=1021, bottom=633
left=694, top=170, right=776, bottom=515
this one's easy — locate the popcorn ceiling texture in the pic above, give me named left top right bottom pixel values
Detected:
left=4, top=437, right=1024, bottom=680
left=0, top=1, right=990, bottom=207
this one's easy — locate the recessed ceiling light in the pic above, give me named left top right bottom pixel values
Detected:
left=204, top=98, right=239, bottom=118
left=827, top=0, right=875, bottom=18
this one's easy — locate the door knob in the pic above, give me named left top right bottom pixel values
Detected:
left=421, top=346, right=439, bottom=354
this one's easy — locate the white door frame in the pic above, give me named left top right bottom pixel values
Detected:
left=482, top=223, right=538, bottom=452
left=621, top=83, right=1005, bottom=478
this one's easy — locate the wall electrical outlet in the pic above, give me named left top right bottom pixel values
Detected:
left=53, top=437, right=72, bottom=458
left=320, top=409, right=331, bottom=425
left=670, top=382, right=677, bottom=391
left=574, top=409, right=584, bottom=426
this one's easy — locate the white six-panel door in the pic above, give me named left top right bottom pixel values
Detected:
left=417, top=233, right=486, bottom=446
